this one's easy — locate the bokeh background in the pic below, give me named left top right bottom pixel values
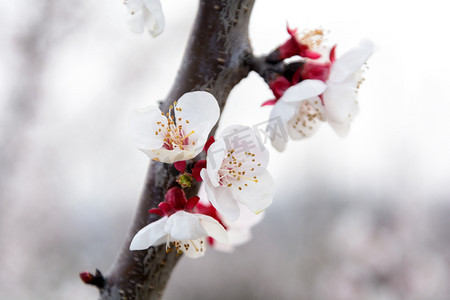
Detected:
left=1, top=0, right=449, bottom=299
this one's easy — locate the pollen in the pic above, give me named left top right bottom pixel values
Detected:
left=299, top=28, right=326, bottom=49
left=288, top=100, right=324, bottom=138
left=216, top=147, right=261, bottom=189
left=155, top=101, right=195, bottom=150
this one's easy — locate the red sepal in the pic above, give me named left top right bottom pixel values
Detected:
left=292, top=68, right=302, bottom=85
left=165, top=187, right=187, bottom=211
left=301, top=61, right=331, bottom=82
left=269, top=76, right=292, bottom=99
left=279, top=26, right=322, bottom=60
left=207, top=236, right=215, bottom=246
left=303, top=49, right=321, bottom=60
left=203, top=136, right=215, bottom=153
left=261, top=99, right=278, bottom=107
left=329, top=44, right=337, bottom=63
left=192, top=160, right=206, bottom=182
left=148, top=208, right=165, bottom=216
left=186, top=196, right=200, bottom=211
left=174, top=161, right=186, bottom=173
left=158, top=202, right=175, bottom=216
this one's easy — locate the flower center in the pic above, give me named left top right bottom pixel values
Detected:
left=217, top=149, right=260, bottom=191
left=154, top=101, right=195, bottom=150
left=289, top=100, right=324, bottom=138
left=298, top=28, right=325, bottom=49
left=167, top=237, right=205, bottom=255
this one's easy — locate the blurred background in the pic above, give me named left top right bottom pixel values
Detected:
left=1, top=0, right=449, bottom=299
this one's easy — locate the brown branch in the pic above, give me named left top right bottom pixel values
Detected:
left=85, top=1, right=256, bottom=299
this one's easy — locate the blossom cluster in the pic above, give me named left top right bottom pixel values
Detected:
left=264, top=27, right=374, bottom=151
left=129, top=91, right=273, bottom=258
left=125, top=13, right=373, bottom=258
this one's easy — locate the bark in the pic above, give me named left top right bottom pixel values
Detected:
left=88, top=1, right=256, bottom=299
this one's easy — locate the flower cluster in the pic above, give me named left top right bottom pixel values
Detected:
left=264, top=27, right=374, bottom=151
left=126, top=24, right=373, bottom=259
left=129, top=91, right=275, bottom=258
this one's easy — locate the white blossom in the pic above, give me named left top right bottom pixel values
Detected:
left=129, top=91, right=220, bottom=163
left=124, top=0, right=165, bottom=37
left=130, top=210, right=227, bottom=258
left=200, top=125, right=275, bottom=222
left=269, top=41, right=374, bottom=151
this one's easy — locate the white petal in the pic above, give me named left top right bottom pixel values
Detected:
left=231, top=169, right=275, bottom=215
left=287, top=99, right=324, bottom=140
left=328, top=120, right=351, bottom=138
left=181, top=121, right=212, bottom=154
left=129, top=217, right=168, bottom=250
left=328, top=40, right=374, bottom=83
left=269, top=130, right=288, bottom=152
left=129, top=105, right=166, bottom=153
left=175, top=91, right=220, bottom=138
left=230, top=203, right=265, bottom=229
left=124, top=0, right=143, bottom=13
left=227, top=228, right=251, bottom=246
left=202, top=169, right=240, bottom=222
left=141, top=147, right=197, bottom=163
left=211, top=228, right=250, bottom=253
left=212, top=204, right=265, bottom=252
left=179, top=237, right=206, bottom=258
left=197, top=214, right=228, bottom=243
left=219, top=124, right=269, bottom=171
left=267, top=100, right=295, bottom=152
left=164, top=211, right=207, bottom=241
left=143, top=0, right=164, bottom=37
left=281, top=80, right=327, bottom=103
left=205, top=139, right=226, bottom=186
left=322, top=80, right=359, bottom=124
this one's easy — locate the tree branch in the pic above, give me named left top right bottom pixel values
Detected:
left=87, top=1, right=256, bottom=299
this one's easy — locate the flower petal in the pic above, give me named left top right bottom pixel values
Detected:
left=142, top=147, right=197, bottom=163
left=129, top=105, right=166, bottom=152
left=328, top=120, right=351, bottom=138
left=201, top=169, right=240, bottom=222
left=180, top=121, right=211, bottom=155
left=143, top=0, right=164, bottom=37
left=175, top=91, right=220, bottom=138
left=322, top=79, right=359, bottom=124
left=205, top=139, right=227, bottom=187
left=281, top=79, right=327, bottom=103
left=287, top=98, right=324, bottom=140
left=129, top=217, right=168, bottom=250
left=267, top=100, right=295, bottom=152
left=197, top=214, right=228, bottom=243
left=219, top=124, right=269, bottom=171
left=231, top=169, right=275, bottom=215
left=179, top=237, right=206, bottom=258
left=124, top=0, right=144, bottom=13
left=164, top=211, right=207, bottom=241
left=328, top=40, right=374, bottom=83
